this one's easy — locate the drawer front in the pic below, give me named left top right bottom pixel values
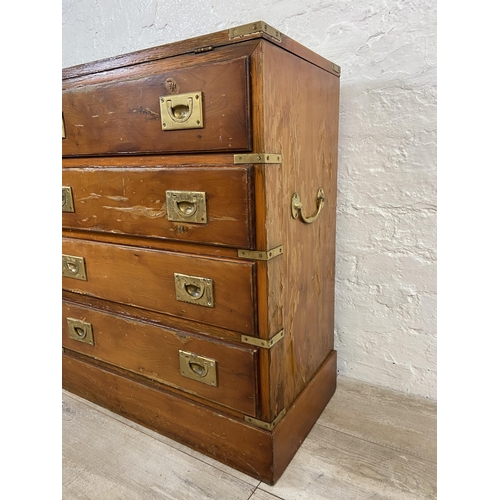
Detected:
left=62, top=302, right=258, bottom=415
left=62, top=56, right=251, bottom=156
left=62, top=238, right=256, bottom=335
left=62, top=165, right=254, bottom=248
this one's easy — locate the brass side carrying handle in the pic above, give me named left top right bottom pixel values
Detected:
left=291, top=188, right=325, bottom=224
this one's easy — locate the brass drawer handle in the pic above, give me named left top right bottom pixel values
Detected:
left=179, top=350, right=217, bottom=386
left=167, top=97, right=193, bottom=123
left=174, top=273, right=214, bottom=307
left=62, top=254, right=87, bottom=281
left=159, top=92, right=204, bottom=130
left=67, top=318, right=94, bottom=345
left=189, top=361, right=208, bottom=377
left=185, top=283, right=202, bottom=298
left=166, top=190, right=207, bottom=224
left=177, top=200, right=196, bottom=215
left=291, top=188, right=325, bottom=224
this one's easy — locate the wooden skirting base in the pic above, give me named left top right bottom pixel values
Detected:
left=62, top=350, right=337, bottom=485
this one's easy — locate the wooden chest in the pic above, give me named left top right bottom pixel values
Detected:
left=62, top=21, right=340, bottom=485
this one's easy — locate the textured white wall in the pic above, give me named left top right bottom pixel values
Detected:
left=62, top=0, right=437, bottom=399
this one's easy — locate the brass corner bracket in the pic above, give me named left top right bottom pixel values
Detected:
left=331, top=63, right=341, bottom=76
left=238, top=245, right=283, bottom=261
left=244, top=408, right=286, bottom=431
left=229, top=21, right=281, bottom=42
left=241, top=329, right=284, bottom=349
left=234, top=153, right=282, bottom=164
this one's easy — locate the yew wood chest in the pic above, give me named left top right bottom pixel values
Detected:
left=62, top=21, right=340, bottom=485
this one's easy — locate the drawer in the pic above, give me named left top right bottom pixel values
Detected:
left=62, top=165, right=254, bottom=248
left=62, top=301, right=258, bottom=416
left=62, top=238, right=256, bottom=335
left=62, top=56, right=251, bottom=156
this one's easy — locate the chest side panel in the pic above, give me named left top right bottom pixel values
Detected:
left=260, top=41, right=339, bottom=412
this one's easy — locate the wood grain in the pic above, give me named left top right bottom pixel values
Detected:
left=249, top=490, right=284, bottom=500
left=63, top=390, right=262, bottom=486
left=62, top=23, right=338, bottom=81
left=318, top=377, right=437, bottom=464
left=62, top=237, right=257, bottom=335
left=63, top=56, right=251, bottom=156
left=62, top=153, right=238, bottom=168
left=61, top=28, right=342, bottom=483
left=63, top=352, right=275, bottom=482
left=62, top=348, right=338, bottom=485
left=272, top=351, right=337, bottom=482
left=63, top=392, right=257, bottom=500
left=62, top=228, right=241, bottom=259
left=262, top=423, right=437, bottom=500
left=63, top=165, right=254, bottom=248
left=63, top=375, right=437, bottom=499
left=62, top=291, right=244, bottom=345
left=62, top=301, right=259, bottom=416
left=260, top=40, right=339, bottom=409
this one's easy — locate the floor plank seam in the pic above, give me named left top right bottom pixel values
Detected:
left=64, top=392, right=437, bottom=468
left=63, top=391, right=260, bottom=486
left=245, top=483, right=260, bottom=500
left=253, top=488, right=286, bottom=500
left=314, top=420, right=437, bottom=465
left=63, top=387, right=437, bottom=499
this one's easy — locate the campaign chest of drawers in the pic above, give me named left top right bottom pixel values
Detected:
left=62, top=21, right=340, bottom=485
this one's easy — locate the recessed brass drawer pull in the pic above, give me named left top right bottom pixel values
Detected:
left=179, top=350, right=217, bottom=386
left=174, top=273, right=214, bottom=307
left=67, top=318, right=94, bottom=345
left=62, top=254, right=87, bottom=281
left=291, top=188, right=325, bottom=224
left=159, top=92, right=204, bottom=130
left=62, top=186, right=74, bottom=213
left=166, top=190, right=207, bottom=224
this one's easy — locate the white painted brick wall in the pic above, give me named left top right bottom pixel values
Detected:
left=62, top=0, right=437, bottom=399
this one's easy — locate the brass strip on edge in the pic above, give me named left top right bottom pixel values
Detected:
left=229, top=21, right=281, bottom=42
left=234, top=153, right=282, bottom=164
left=331, top=62, right=341, bottom=76
left=238, top=245, right=283, bottom=261
left=241, top=329, right=284, bottom=349
left=244, top=408, right=286, bottom=431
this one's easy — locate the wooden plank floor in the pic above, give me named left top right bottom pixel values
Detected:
left=62, top=376, right=436, bottom=499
